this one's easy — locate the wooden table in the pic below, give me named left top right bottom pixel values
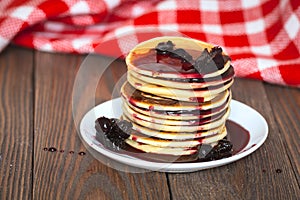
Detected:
left=0, top=45, right=299, bottom=200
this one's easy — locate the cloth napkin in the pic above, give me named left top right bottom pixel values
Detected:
left=0, top=0, right=299, bottom=87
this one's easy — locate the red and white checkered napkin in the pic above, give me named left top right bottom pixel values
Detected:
left=0, top=0, right=299, bottom=87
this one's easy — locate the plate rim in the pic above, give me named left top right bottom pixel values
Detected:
left=79, top=98, right=268, bottom=172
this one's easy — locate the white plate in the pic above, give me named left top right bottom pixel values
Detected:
left=79, top=98, right=268, bottom=173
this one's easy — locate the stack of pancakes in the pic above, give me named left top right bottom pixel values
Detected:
left=120, top=37, right=235, bottom=162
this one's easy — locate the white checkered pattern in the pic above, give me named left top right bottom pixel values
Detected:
left=0, top=0, right=299, bottom=86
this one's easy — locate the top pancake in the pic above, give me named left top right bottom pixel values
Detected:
left=126, top=36, right=232, bottom=79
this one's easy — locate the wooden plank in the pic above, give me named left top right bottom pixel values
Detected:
left=264, top=83, right=300, bottom=183
left=0, top=46, right=33, bottom=199
left=167, top=78, right=300, bottom=199
left=33, top=52, right=170, bottom=199
left=72, top=54, right=127, bottom=128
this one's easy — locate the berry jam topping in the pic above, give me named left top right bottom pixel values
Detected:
left=154, top=40, right=230, bottom=74
left=170, top=48, right=194, bottom=71
left=155, top=40, right=175, bottom=53
left=95, top=116, right=131, bottom=149
left=170, top=48, right=192, bottom=60
left=198, top=139, right=233, bottom=161
left=194, top=46, right=226, bottom=74
left=155, top=41, right=194, bottom=70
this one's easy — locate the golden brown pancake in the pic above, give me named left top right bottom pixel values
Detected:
left=126, top=37, right=232, bottom=79
left=127, top=73, right=234, bottom=102
left=122, top=107, right=230, bottom=133
left=128, top=66, right=234, bottom=89
left=122, top=102, right=229, bottom=126
left=121, top=81, right=231, bottom=111
left=123, top=127, right=227, bottom=154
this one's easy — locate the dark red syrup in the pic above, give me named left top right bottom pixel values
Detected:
left=226, top=120, right=250, bottom=154
left=132, top=49, right=188, bottom=73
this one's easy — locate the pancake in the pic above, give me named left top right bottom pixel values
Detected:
left=123, top=107, right=230, bottom=133
left=122, top=100, right=229, bottom=123
left=128, top=66, right=234, bottom=89
left=121, top=81, right=230, bottom=111
left=127, top=126, right=227, bottom=147
left=127, top=73, right=234, bottom=102
left=126, top=37, right=232, bottom=79
left=121, top=114, right=225, bottom=140
left=125, top=139, right=197, bottom=156
left=122, top=102, right=228, bottom=126
left=123, top=95, right=231, bottom=120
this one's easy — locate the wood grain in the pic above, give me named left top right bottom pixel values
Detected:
left=1, top=45, right=299, bottom=199
left=33, top=51, right=170, bottom=199
left=0, top=46, right=33, bottom=199
left=264, top=83, right=300, bottom=183
left=167, top=78, right=300, bottom=200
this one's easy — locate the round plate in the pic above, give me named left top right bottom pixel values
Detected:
left=79, top=98, right=268, bottom=173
